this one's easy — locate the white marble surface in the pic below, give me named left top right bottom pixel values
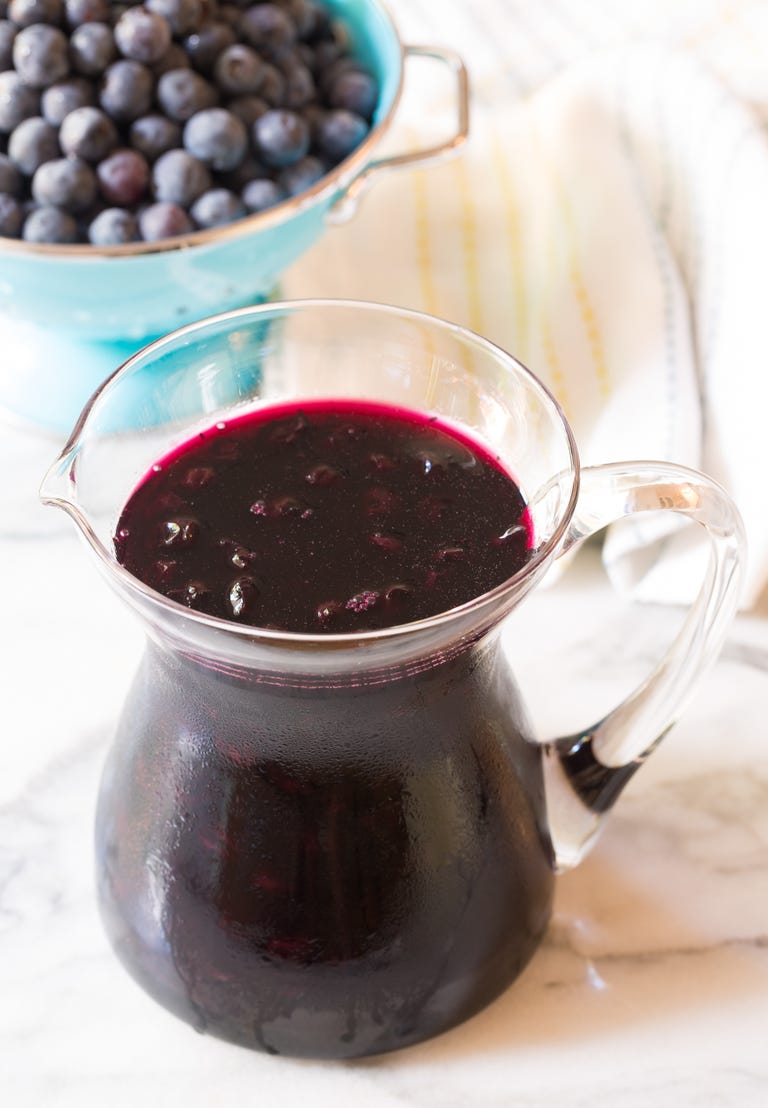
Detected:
left=2, top=516, right=767, bottom=1107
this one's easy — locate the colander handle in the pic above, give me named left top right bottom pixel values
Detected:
left=326, top=45, right=470, bottom=225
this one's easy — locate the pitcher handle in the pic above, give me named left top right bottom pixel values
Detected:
left=326, top=44, right=470, bottom=224
left=543, top=461, right=745, bottom=870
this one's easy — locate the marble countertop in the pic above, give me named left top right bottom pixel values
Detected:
left=2, top=519, right=767, bottom=1108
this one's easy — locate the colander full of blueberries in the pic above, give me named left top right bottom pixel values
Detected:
left=0, top=0, right=468, bottom=429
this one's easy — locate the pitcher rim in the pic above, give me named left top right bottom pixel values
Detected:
left=41, top=298, right=581, bottom=648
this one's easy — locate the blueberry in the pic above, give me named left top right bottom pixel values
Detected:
left=129, top=112, right=181, bottom=162
left=0, top=190, right=22, bottom=235
left=96, top=147, right=149, bottom=206
left=152, top=147, right=210, bottom=206
left=64, top=0, right=110, bottom=26
left=226, top=94, right=267, bottom=129
left=100, top=60, right=153, bottom=122
left=182, top=21, right=235, bottom=76
left=241, top=173, right=283, bottom=212
left=69, top=23, right=115, bottom=77
left=8, top=116, right=59, bottom=175
left=227, top=575, right=259, bottom=618
left=310, top=39, right=342, bottom=74
left=286, top=0, right=316, bottom=39
left=282, top=61, right=314, bottom=109
left=239, top=4, right=296, bottom=57
left=0, top=20, right=17, bottom=72
left=138, top=199, right=192, bottom=241
left=213, top=43, right=263, bottom=96
left=146, top=0, right=203, bottom=38
left=300, top=1, right=333, bottom=43
left=277, top=153, right=322, bottom=196
left=8, top=0, right=63, bottom=27
left=151, top=42, right=190, bottom=78
left=315, top=108, right=368, bottom=161
left=13, top=24, right=69, bottom=89
left=22, top=203, right=79, bottom=242
left=114, top=7, right=172, bottom=66
left=157, top=67, right=217, bottom=122
left=190, top=186, right=245, bottom=228
left=252, top=108, right=308, bottom=168
left=0, top=150, right=21, bottom=192
left=41, top=77, right=94, bottom=125
left=32, top=155, right=96, bottom=212
left=221, top=152, right=268, bottom=191
left=183, top=107, right=246, bottom=170
left=328, top=68, right=377, bottom=120
left=257, top=62, right=285, bottom=106
left=88, top=205, right=138, bottom=245
left=59, top=105, right=117, bottom=162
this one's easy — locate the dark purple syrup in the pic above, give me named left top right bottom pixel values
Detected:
left=98, top=400, right=553, bottom=1059
left=113, top=400, right=533, bottom=632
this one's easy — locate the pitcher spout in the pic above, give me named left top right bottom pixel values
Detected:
left=39, top=444, right=80, bottom=517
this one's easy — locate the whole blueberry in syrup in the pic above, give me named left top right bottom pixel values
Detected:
left=114, top=401, right=533, bottom=635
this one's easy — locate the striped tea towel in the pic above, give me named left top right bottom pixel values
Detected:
left=284, top=38, right=768, bottom=608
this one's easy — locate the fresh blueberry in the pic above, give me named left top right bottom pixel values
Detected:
left=239, top=4, right=296, bottom=57
left=300, top=1, right=333, bottom=43
left=96, top=147, right=150, bottom=206
left=252, top=108, right=308, bottom=168
left=129, top=112, right=181, bottom=162
left=182, top=21, right=235, bottom=76
left=59, top=105, right=117, bottom=162
left=310, top=39, right=342, bottom=75
left=8, top=0, right=63, bottom=28
left=221, top=152, right=268, bottom=191
left=0, top=190, right=22, bottom=235
left=277, top=153, right=322, bottom=195
left=8, top=116, right=59, bottom=175
left=12, top=24, right=69, bottom=89
left=41, top=77, right=94, bottom=125
left=157, top=67, right=218, bottom=122
left=241, top=175, right=284, bottom=212
left=183, top=107, right=247, bottom=170
left=64, top=0, right=110, bottom=27
left=315, top=108, right=368, bottom=161
left=114, top=7, right=172, bottom=66
left=88, top=205, right=138, bottom=245
left=0, top=20, right=16, bottom=71
left=152, top=147, right=210, bottom=206
left=146, top=0, right=203, bottom=38
left=0, top=73, right=38, bottom=132
left=287, top=0, right=316, bottom=39
left=281, top=60, right=314, bottom=109
left=0, top=151, right=21, bottom=193
left=100, top=60, right=153, bottom=122
left=328, top=67, right=378, bottom=120
left=69, top=22, right=116, bottom=77
left=213, top=43, right=263, bottom=96
left=31, top=155, right=96, bottom=211
left=256, top=62, right=285, bottom=106
left=138, top=199, right=192, bottom=241
left=190, top=186, right=245, bottom=228
left=225, top=94, right=267, bottom=129
left=151, top=42, right=190, bottom=78
left=22, top=203, right=79, bottom=242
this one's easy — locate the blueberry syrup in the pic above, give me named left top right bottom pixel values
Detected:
left=113, top=399, right=534, bottom=633
left=98, top=400, right=553, bottom=1058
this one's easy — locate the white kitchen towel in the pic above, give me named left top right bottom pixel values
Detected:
left=284, top=32, right=768, bottom=608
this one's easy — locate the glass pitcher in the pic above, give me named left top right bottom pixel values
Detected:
left=40, top=301, right=744, bottom=1058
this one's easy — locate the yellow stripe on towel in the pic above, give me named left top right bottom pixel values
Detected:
left=411, top=168, right=439, bottom=318
left=490, top=122, right=529, bottom=360
left=453, top=156, right=485, bottom=335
